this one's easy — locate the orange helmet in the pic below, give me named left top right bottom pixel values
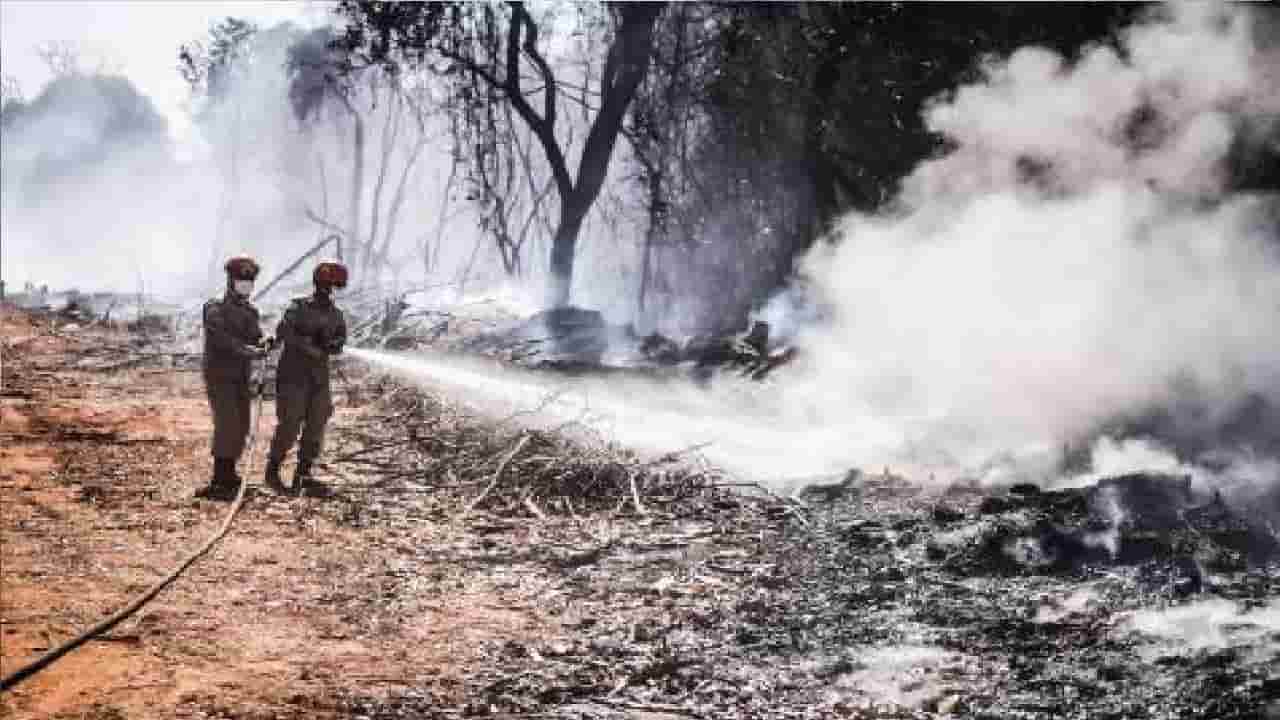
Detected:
left=224, top=255, right=260, bottom=281
left=313, top=260, right=349, bottom=289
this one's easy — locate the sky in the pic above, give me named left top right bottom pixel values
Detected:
left=0, top=0, right=332, bottom=138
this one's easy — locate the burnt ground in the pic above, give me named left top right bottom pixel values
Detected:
left=2, top=304, right=1278, bottom=720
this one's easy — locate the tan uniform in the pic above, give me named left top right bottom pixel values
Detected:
left=267, top=293, right=347, bottom=465
left=202, top=292, right=263, bottom=460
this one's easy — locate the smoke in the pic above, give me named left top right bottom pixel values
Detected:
left=8, top=4, right=1279, bottom=502
left=0, top=14, right=507, bottom=306
left=752, top=281, right=826, bottom=349
left=1119, top=597, right=1280, bottom=662
left=0, top=71, right=207, bottom=297
left=907, top=4, right=1273, bottom=202
left=345, top=5, right=1280, bottom=503
left=832, top=645, right=959, bottom=709
left=348, top=346, right=905, bottom=483
left=773, top=3, right=1280, bottom=486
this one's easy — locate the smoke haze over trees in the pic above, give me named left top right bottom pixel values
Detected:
left=333, top=0, right=663, bottom=307
left=6, top=13, right=1280, bottom=714
left=3, top=1, right=1280, bottom=489
left=11, top=0, right=1243, bottom=323
left=625, top=2, right=1152, bottom=327
left=1, top=72, right=170, bottom=205
left=0, top=61, right=184, bottom=294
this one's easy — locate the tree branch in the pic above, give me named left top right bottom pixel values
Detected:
left=513, top=3, right=557, bottom=135
left=500, top=5, right=572, bottom=196
left=439, top=7, right=573, bottom=197
left=304, top=207, right=347, bottom=237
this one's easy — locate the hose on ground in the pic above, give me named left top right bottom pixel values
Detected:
left=0, top=357, right=270, bottom=693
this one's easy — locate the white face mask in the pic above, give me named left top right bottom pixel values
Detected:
left=233, top=280, right=254, bottom=297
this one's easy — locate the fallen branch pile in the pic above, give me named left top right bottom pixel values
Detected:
left=330, top=377, right=725, bottom=518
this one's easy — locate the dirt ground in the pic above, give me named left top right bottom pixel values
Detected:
left=0, top=306, right=551, bottom=719
left=3, top=304, right=1278, bottom=720
left=0, top=304, right=788, bottom=720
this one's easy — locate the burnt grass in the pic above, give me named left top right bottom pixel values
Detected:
left=318, top=386, right=1280, bottom=720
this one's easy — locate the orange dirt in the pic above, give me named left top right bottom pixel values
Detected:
left=0, top=306, right=548, bottom=719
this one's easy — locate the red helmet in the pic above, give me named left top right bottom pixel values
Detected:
left=313, top=260, right=349, bottom=289
left=224, top=255, right=260, bottom=281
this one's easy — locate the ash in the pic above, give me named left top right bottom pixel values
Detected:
left=341, top=464, right=1278, bottom=720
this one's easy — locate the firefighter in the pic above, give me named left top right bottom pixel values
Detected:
left=198, top=255, right=271, bottom=501
left=264, top=260, right=348, bottom=496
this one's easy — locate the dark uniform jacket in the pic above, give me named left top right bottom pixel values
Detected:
left=275, top=293, right=347, bottom=385
left=202, top=291, right=263, bottom=383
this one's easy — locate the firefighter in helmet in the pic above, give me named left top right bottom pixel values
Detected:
left=264, top=260, right=349, bottom=496
left=198, top=255, right=271, bottom=501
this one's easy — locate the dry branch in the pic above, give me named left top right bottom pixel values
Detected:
left=522, top=493, right=547, bottom=521
left=463, top=433, right=531, bottom=515
left=629, top=471, right=647, bottom=517
left=330, top=368, right=805, bottom=526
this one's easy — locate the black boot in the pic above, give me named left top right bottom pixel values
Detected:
left=196, top=458, right=241, bottom=501
left=263, top=458, right=289, bottom=495
left=294, top=459, right=330, bottom=497
left=217, top=458, right=243, bottom=500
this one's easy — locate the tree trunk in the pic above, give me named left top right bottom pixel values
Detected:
left=546, top=3, right=662, bottom=307
left=637, top=221, right=655, bottom=313
left=763, top=16, right=847, bottom=300
left=426, top=154, right=458, bottom=283
left=345, top=103, right=366, bottom=283
left=547, top=198, right=589, bottom=306
left=365, top=88, right=398, bottom=283
left=438, top=2, right=662, bottom=307
left=376, top=134, right=425, bottom=279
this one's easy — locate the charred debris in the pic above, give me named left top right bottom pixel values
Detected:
left=328, top=440, right=1279, bottom=719
left=4, top=298, right=1278, bottom=719
left=363, top=300, right=799, bottom=382
left=2, top=282, right=795, bottom=390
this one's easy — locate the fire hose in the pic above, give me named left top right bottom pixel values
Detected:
left=0, top=350, right=271, bottom=693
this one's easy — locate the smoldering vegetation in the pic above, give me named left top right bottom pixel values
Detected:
left=3, top=2, right=1278, bottom=521
left=758, top=4, right=1280, bottom=495
left=290, top=364, right=1279, bottom=720
left=3, top=3, right=1280, bottom=716
left=333, top=3, right=1280, bottom=512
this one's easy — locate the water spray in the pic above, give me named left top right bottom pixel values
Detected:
left=345, top=347, right=907, bottom=485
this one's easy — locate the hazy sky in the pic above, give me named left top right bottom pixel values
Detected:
left=0, top=1, right=332, bottom=137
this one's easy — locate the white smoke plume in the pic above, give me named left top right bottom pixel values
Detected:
left=335, top=4, right=1280, bottom=501
left=0, top=72, right=209, bottom=298
left=0, top=16, right=513, bottom=307
left=780, top=3, right=1280, bottom=486
left=1120, top=597, right=1280, bottom=662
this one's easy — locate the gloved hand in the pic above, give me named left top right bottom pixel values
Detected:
left=259, top=335, right=276, bottom=351
left=313, top=331, right=337, bottom=358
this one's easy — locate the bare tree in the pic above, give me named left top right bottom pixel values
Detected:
left=289, top=27, right=368, bottom=278
left=179, top=18, right=260, bottom=290
left=369, top=76, right=435, bottom=283
left=336, top=1, right=663, bottom=307
left=290, top=31, right=439, bottom=290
